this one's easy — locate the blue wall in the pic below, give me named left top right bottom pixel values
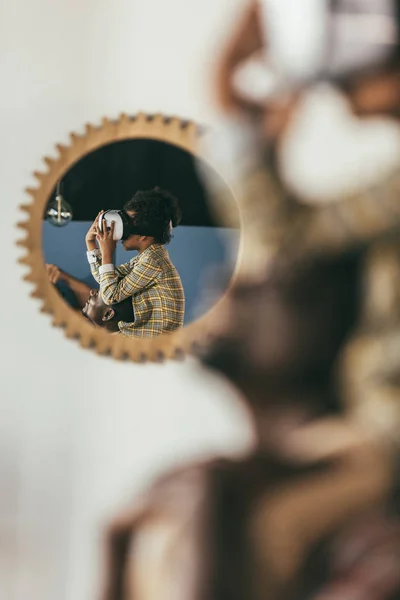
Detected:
left=42, top=222, right=239, bottom=323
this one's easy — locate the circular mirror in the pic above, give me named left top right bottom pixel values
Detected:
left=18, top=114, right=240, bottom=362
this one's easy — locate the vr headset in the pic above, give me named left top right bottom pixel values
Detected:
left=98, top=210, right=171, bottom=241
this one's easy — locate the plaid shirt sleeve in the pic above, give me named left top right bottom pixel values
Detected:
left=115, top=261, right=134, bottom=277
left=99, top=256, right=161, bottom=305
left=87, top=249, right=102, bottom=283
left=87, top=249, right=132, bottom=282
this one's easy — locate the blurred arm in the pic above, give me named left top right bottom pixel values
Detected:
left=46, top=264, right=91, bottom=309
left=215, top=1, right=265, bottom=114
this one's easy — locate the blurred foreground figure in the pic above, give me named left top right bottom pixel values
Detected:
left=98, top=383, right=400, bottom=599
left=206, top=0, right=400, bottom=438
left=98, top=191, right=400, bottom=593
left=216, top=0, right=400, bottom=118
left=98, top=3, right=400, bottom=599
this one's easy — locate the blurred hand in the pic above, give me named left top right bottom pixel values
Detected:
left=46, top=264, right=65, bottom=285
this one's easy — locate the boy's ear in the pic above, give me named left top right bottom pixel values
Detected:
left=102, top=308, right=115, bottom=322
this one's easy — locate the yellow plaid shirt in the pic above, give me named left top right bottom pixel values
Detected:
left=89, top=244, right=185, bottom=338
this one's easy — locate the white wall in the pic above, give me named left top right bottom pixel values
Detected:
left=0, top=1, right=253, bottom=599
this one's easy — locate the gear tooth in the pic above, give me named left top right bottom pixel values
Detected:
left=16, top=238, right=28, bottom=249
left=98, top=346, right=112, bottom=357
left=17, top=252, right=30, bottom=263
left=56, top=143, right=67, bottom=157
left=30, top=287, right=42, bottom=299
left=79, top=332, right=95, bottom=348
left=23, top=271, right=36, bottom=283
left=94, top=335, right=112, bottom=355
left=184, top=120, right=198, bottom=135
left=16, top=220, right=29, bottom=231
left=101, top=116, right=110, bottom=127
left=69, top=131, right=80, bottom=144
left=40, top=302, right=52, bottom=314
left=111, top=345, right=124, bottom=360
left=33, top=171, right=45, bottom=182
left=24, top=187, right=37, bottom=198
left=128, top=347, right=143, bottom=363
left=135, top=112, right=147, bottom=123
left=173, top=347, right=185, bottom=361
left=167, top=117, right=187, bottom=137
left=19, top=203, right=32, bottom=214
left=52, top=314, right=65, bottom=327
left=168, top=116, right=180, bottom=127
left=43, top=156, right=54, bottom=169
left=154, top=350, right=165, bottom=363
left=67, top=327, right=81, bottom=341
left=152, top=113, right=164, bottom=124
left=84, top=123, right=94, bottom=135
left=64, top=321, right=75, bottom=336
left=119, top=112, right=129, bottom=123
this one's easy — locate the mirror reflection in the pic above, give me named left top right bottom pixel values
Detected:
left=42, top=138, right=239, bottom=338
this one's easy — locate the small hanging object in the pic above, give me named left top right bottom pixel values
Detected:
left=45, top=180, right=73, bottom=227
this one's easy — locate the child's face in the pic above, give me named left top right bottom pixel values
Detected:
left=122, top=234, right=142, bottom=251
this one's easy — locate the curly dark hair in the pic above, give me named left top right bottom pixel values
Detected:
left=123, top=187, right=182, bottom=245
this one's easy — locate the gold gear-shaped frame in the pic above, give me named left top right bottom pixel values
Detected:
left=17, top=113, right=241, bottom=363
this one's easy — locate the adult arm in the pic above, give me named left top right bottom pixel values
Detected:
left=46, top=264, right=91, bottom=309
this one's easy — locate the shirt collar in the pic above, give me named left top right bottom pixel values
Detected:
left=133, top=243, right=165, bottom=262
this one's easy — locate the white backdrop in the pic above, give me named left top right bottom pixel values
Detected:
left=0, top=2, right=253, bottom=599
left=4, top=1, right=400, bottom=599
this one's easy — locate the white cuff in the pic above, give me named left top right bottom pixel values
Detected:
left=99, top=264, right=115, bottom=275
left=87, top=249, right=101, bottom=265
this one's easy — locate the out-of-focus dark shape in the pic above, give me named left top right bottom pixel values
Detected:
left=97, top=246, right=400, bottom=598
left=98, top=3, right=400, bottom=599
left=98, top=425, right=399, bottom=600
left=205, top=0, right=400, bottom=440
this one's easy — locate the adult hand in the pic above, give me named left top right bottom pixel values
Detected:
left=86, top=211, right=103, bottom=249
left=96, top=220, right=116, bottom=262
left=46, top=264, right=66, bottom=285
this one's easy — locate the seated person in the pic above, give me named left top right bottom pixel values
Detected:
left=85, top=188, right=185, bottom=338
left=46, top=264, right=134, bottom=333
left=82, top=288, right=134, bottom=334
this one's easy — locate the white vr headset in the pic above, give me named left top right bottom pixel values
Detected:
left=98, top=210, right=128, bottom=241
left=98, top=210, right=173, bottom=241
